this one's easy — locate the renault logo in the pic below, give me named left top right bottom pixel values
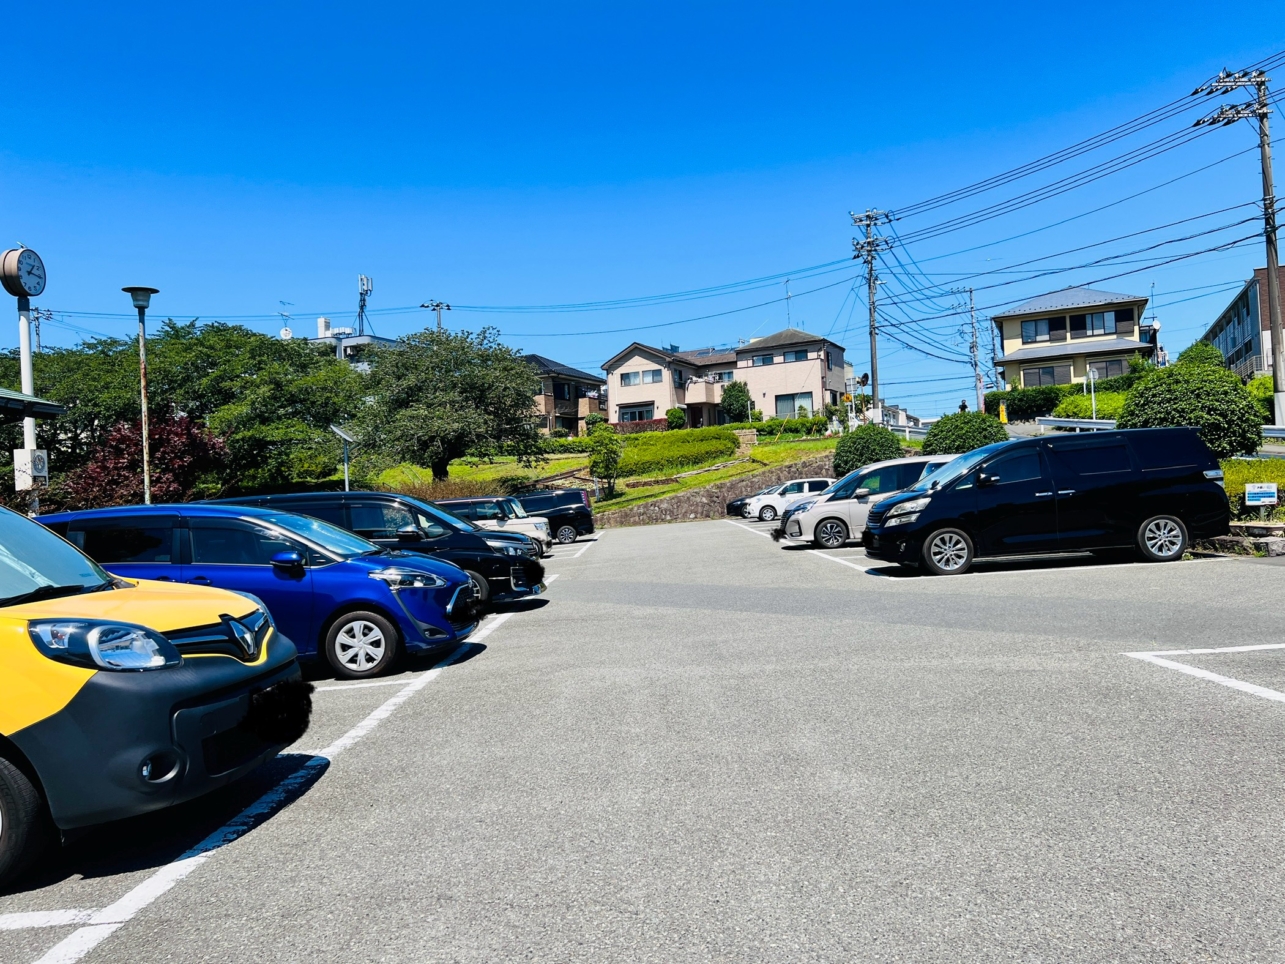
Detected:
left=222, top=617, right=259, bottom=658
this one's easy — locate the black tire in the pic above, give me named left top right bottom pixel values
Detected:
left=814, top=518, right=849, bottom=549
left=324, top=611, right=401, bottom=679
left=1137, top=515, right=1187, bottom=562
left=758, top=505, right=778, bottom=522
left=463, top=570, right=491, bottom=605
left=921, top=528, right=975, bottom=575
left=555, top=525, right=578, bottom=544
left=0, top=755, right=48, bottom=890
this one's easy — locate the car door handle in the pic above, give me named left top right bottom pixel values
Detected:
left=1058, top=489, right=1076, bottom=496
left=1035, top=491, right=1053, bottom=497
left=188, top=576, right=212, bottom=585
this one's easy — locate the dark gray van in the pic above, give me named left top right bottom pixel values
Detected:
left=863, top=428, right=1230, bottom=575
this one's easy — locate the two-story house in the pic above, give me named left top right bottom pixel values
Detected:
left=993, top=287, right=1159, bottom=389
left=524, top=354, right=607, bottom=436
left=602, top=328, right=846, bottom=426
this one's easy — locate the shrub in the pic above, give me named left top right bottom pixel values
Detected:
left=750, top=408, right=764, bottom=422
left=1052, top=391, right=1127, bottom=421
left=584, top=412, right=607, bottom=430
left=721, top=381, right=751, bottom=422
left=1117, top=364, right=1262, bottom=459
left=1092, top=372, right=1142, bottom=393
left=617, top=427, right=739, bottom=476
left=1248, top=375, right=1275, bottom=425
left=922, top=411, right=1008, bottom=455
left=612, top=418, right=668, bottom=435
left=752, top=416, right=828, bottom=437
left=833, top=425, right=904, bottom=475
left=983, top=385, right=1075, bottom=420
left=665, top=407, right=687, bottom=430
left=1222, top=457, right=1285, bottom=517
left=540, top=436, right=595, bottom=454
left=1176, top=341, right=1225, bottom=367
left=549, top=427, right=571, bottom=438
left=588, top=423, right=624, bottom=496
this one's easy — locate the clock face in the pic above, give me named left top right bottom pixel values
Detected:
left=16, top=249, right=45, bottom=296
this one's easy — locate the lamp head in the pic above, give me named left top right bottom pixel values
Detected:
left=122, top=286, right=159, bottom=309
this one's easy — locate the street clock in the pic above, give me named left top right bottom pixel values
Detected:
left=0, top=248, right=46, bottom=297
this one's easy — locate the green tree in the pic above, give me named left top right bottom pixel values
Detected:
left=584, top=412, right=607, bottom=431
left=833, top=425, right=903, bottom=475
left=665, top=407, right=687, bottom=430
left=358, top=327, right=544, bottom=480
left=1248, top=375, right=1275, bottom=425
left=1117, top=364, right=1262, bottom=458
left=1175, top=341, right=1225, bottom=367
left=922, top=411, right=1009, bottom=455
left=720, top=380, right=751, bottom=422
left=587, top=422, right=624, bottom=496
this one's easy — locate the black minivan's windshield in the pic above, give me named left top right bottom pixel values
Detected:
left=0, top=509, right=111, bottom=607
left=261, top=513, right=380, bottom=559
left=909, top=441, right=1012, bottom=492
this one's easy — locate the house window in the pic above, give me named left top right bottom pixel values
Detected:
left=642, top=369, right=663, bottom=384
left=673, top=369, right=684, bottom=388
left=1086, top=312, right=1116, bottom=336
left=1021, top=319, right=1050, bottom=343
left=775, top=392, right=814, bottom=417
left=619, top=405, right=654, bottom=422
left=552, top=382, right=573, bottom=400
left=620, top=371, right=641, bottom=387
left=784, top=350, right=808, bottom=362
left=1022, top=365, right=1072, bottom=387
left=826, top=351, right=834, bottom=370
left=713, top=370, right=734, bottom=382
left=752, top=354, right=775, bottom=366
left=1088, top=359, right=1127, bottom=380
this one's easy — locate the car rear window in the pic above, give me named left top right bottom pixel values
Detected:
left=1052, top=442, right=1132, bottom=476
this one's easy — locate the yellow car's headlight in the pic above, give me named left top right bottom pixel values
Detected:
left=28, top=619, right=182, bottom=671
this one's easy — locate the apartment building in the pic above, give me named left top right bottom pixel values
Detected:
left=1199, top=266, right=1283, bottom=378
left=601, top=328, right=846, bottom=426
left=993, top=287, right=1159, bottom=389
left=525, top=354, right=607, bottom=436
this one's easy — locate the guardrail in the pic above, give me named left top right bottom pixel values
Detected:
left=1264, top=426, right=1285, bottom=440
left=1034, top=417, right=1118, bottom=433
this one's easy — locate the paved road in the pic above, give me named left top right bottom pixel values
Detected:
left=4, top=524, right=1285, bottom=962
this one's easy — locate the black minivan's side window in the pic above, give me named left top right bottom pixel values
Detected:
left=349, top=502, right=417, bottom=538
left=986, top=450, right=1041, bottom=484
left=70, top=520, right=175, bottom=564
left=288, top=502, right=348, bottom=528
left=1057, top=443, right=1132, bottom=476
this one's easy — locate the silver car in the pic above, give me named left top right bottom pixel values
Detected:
left=776, top=455, right=956, bottom=548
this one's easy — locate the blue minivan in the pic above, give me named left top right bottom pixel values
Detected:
left=39, top=504, right=480, bottom=679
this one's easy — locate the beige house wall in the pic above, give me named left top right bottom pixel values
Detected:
left=998, top=299, right=1148, bottom=389
left=610, top=349, right=680, bottom=419
left=736, top=346, right=845, bottom=416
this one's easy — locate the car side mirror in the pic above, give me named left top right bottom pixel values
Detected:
left=271, top=550, right=304, bottom=569
left=977, top=473, right=998, bottom=487
left=854, top=488, right=871, bottom=499
left=395, top=525, right=422, bottom=542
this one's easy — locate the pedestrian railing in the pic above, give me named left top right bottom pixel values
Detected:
left=1034, top=417, right=1118, bottom=433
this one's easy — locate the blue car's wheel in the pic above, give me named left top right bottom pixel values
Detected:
left=325, top=611, right=399, bottom=679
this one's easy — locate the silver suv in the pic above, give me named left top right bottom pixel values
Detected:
left=774, top=455, right=955, bottom=548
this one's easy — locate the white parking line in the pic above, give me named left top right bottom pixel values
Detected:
left=545, top=573, right=561, bottom=583
left=806, top=550, right=868, bottom=571
left=724, top=520, right=771, bottom=538
left=1126, top=642, right=1285, bottom=705
left=25, top=637, right=485, bottom=964
left=0, top=911, right=95, bottom=931
left=572, top=537, right=600, bottom=558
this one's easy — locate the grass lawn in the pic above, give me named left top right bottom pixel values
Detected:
left=377, top=455, right=590, bottom=490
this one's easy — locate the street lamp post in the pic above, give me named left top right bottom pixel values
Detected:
left=122, top=287, right=159, bottom=504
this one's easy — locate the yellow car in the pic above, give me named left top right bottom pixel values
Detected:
left=0, top=506, right=311, bottom=887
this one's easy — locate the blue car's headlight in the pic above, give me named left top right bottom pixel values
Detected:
left=28, top=619, right=182, bottom=671
left=369, top=567, right=449, bottom=590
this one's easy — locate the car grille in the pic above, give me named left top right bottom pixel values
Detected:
left=866, top=505, right=889, bottom=528
left=168, top=610, right=272, bottom=662
left=446, top=585, right=482, bottom=630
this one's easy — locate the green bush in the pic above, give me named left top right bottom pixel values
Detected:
left=549, top=427, right=571, bottom=438
left=617, top=426, right=739, bottom=476
left=984, top=385, right=1075, bottom=420
left=665, top=407, right=687, bottom=430
left=540, top=436, right=594, bottom=454
left=588, top=422, right=624, bottom=495
left=720, top=381, right=751, bottom=422
left=1248, top=375, right=1275, bottom=425
left=584, top=412, right=607, bottom=430
left=833, top=425, right=904, bottom=476
left=1176, top=341, right=1225, bottom=367
left=1053, top=391, right=1127, bottom=421
left=1117, top=365, right=1262, bottom=459
left=1222, top=457, right=1285, bottom=517
left=1092, top=373, right=1142, bottom=393
left=922, top=411, right=1009, bottom=455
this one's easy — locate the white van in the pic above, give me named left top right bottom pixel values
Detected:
left=742, top=477, right=834, bottom=522
left=775, top=456, right=955, bottom=548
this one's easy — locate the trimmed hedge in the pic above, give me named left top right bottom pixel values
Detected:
left=1053, top=391, right=1127, bottom=421
left=922, top=411, right=1009, bottom=455
left=721, top=416, right=828, bottom=437
left=665, top=407, right=687, bottom=430
left=1117, top=364, right=1262, bottom=459
left=540, top=436, right=595, bottom=454
left=612, top=418, right=669, bottom=435
left=1223, top=457, right=1285, bottom=517
left=617, top=427, right=739, bottom=476
left=833, top=425, right=904, bottom=475
left=984, top=385, right=1075, bottom=420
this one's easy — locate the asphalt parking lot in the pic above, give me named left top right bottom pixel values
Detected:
left=5, top=523, right=1285, bottom=962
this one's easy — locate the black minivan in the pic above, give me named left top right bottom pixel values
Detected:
left=213, top=491, right=545, bottom=604
left=514, top=489, right=595, bottom=544
left=862, top=428, right=1229, bottom=575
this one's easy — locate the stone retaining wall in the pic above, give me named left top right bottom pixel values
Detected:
left=597, top=453, right=835, bottom=528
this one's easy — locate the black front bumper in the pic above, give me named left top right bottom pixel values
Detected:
left=10, top=633, right=309, bottom=830
left=861, top=528, right=918, bottom=563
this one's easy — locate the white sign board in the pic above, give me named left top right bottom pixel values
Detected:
left=1245, top=482, right=1279, bottom=507
left=13, top=449, right=48, bottom=491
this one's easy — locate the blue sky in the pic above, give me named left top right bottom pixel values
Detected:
left=4, top=2, right=1281, bottom=415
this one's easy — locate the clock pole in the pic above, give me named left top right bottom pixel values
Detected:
left=17, top=295, right=35, bottom=453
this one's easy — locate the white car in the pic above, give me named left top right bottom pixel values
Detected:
left=775, top=455, right=956, bottom=548
left=743, top=477, right=835, bottom=522
left=436, top=497, right=555, bottom=554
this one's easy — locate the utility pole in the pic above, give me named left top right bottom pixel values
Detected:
left=1194, top=68, right=1285, bottom=424
left=420, top=300, right=451, bottom=331
left=851, top=210, right=891, bottom=424
left=967, top=287, right=984, bottom=412
left=31, top=307, right=49, bottom=353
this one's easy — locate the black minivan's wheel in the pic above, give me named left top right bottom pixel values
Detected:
left=324, top=611, right=400, bottom=679
left=921, top=528, right=974, bottom=575
left=814, top=518, right=849, bottom=549
left=0, top=755, right=48, bottom=889
left=463, top=570, right=491, bottom=605
left=1138, top=515, right=1187, bottom=562
left=555, top=525, right=578, bottom=544
left=758, top=505, right=778, bottom=522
